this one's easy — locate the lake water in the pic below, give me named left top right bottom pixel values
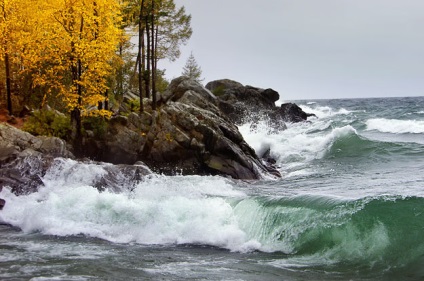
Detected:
left=1, top=97, right=424, bottom=280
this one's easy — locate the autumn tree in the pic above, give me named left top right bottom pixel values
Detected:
left=0, top=0, right=13, bottom=114
left=22, top=0, right=122, bottom=146
left=0, top=0, right=34, bottom=115
left=182, top=51, right=203, bottom=83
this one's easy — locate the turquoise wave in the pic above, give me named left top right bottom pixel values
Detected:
left=324, top=129, right=424, bottom=160
left=234, top=195, right=424, bottom=274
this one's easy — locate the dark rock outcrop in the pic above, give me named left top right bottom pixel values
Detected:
left=277, top=103, right=316, bottom=123
left=1, top=77, right=313, bottom=192
left=0, top=123, right=73, bottom=162
left=0, top=155, right=53, bottom=195
left=0, top=123, right=74, bottom=195
left=0, top=123, right=152, bottom=196
left=84, top=77, right=280, bottom=179
left=92, top=162, right=152, bottom=192
left=205, top=79, right=314, bottom=126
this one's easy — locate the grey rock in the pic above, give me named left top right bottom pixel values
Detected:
left=277, top=103, right=317, bottom=123
left=0, top=123, right=73, bottom=195
left=0, top=155, right=53, bottom=195
left=205, top=79, right=244, bottom=93
left=206, top=79, right=313, bottom=127
left=0, top=123, right=73, bottom=159
left=86, top=77, right=280, bottom=179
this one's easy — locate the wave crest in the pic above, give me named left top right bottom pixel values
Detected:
left=366, top=118, right=424, bottom=134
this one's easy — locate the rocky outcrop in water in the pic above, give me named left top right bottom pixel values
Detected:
left=0, top=77, right=313, bottom=197
left=0, top=123, right=74, bottom=195
left=205, top=79, right=315, bottom=127
left=0, top=124, right=152, bottom=198
left=84, top=77, right=280, bottom=179
left=79, top=77, right=317, bottom=179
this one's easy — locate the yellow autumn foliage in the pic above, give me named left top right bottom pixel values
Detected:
left=1, top=0, right=122, bottom=116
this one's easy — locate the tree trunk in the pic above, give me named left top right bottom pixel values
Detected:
left=138, top=0, right=145, bottom=113
left=145, top=12, right=151, bottom=100
left=118, top=43, right=124, bottom=97
left=5, top=52, right=12, bottom=115
left=104, top=91, right=109, bottom=110
left=141, top=25, right=146, bottom=99
left=71, top=16, right=84, bottom=151
left=151, top=0, right=156, bottom=110
left=71, top=107, right=82, bottom=154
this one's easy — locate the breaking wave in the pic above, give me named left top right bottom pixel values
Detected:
left=365, top=118, right=424, bottom=134
left=2, top=172, right=423, bottom=274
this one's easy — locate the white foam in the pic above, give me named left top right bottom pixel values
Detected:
left=0, top=172, right=263, bottom=253
left=42, top=158, right=110, bottom=188
left=299, top=104, right=352, bottom=119
left=365, top=118, right=424, bottom=134
left=239, top=119, right=357, bottom=172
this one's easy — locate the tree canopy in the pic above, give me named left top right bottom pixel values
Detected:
left=1, top=0, right=193, bottom=148
left=1, top=0, right=123, bottom=117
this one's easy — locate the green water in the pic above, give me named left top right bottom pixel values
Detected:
left=1, top=97, right=424, bottom=280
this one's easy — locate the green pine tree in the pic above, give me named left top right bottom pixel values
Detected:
left=182, top=51, right=203, bottom=83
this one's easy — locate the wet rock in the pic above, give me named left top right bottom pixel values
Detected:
left=206, top=79, right=314, bottom=126
left=93, top=162, right=152, bottom=192
left=86, top=77, right=280, bottom=179
left=0, top=123, right=74, bottom=195
left=0, top=155, right=53, bottom=195
left=278, top=103, right=317, bottom=123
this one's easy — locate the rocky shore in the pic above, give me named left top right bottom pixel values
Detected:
left=0, top=77, right=314, bottom=206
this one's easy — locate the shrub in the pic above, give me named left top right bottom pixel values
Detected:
left=128, top=99, right=140, bottom=112
left=82, top=116, right=108, bottom=139
left=212, top=85, right=225, bottom=97
left=23, top=110, right=71, bottom=140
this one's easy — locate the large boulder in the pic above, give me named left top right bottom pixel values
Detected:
left=0, top=123, right=75, bottom=195
left=277, top=103, right=317, bottom=123
left=0, top=155, right=152, bottom=196
left=206, top=79, right=313, bottom=126
left=206, top=79, right=279, bottom=124
left=0, top=123, right=73, bottom=162
left=0, top=154, right=53, bottom=195
left=0, top=123, right=152, bottom=196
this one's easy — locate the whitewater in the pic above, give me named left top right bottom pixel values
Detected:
left=1, top=96, right=424, bottom=280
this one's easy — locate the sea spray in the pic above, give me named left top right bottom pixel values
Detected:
left=298, top=104, right=353, bottom=119
left=239, top=118, right=360, bottom=171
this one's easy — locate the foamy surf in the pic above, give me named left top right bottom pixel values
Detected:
left=239, top=116, right=358, bottom=172
left=365, top=118, right=424, bottom=134
left=0, top=168, right=260, bottom=253
left=298, top=104, right=353, bottom=119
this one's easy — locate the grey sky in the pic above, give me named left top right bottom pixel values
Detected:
left=159, top=0, right=424, bottom=100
